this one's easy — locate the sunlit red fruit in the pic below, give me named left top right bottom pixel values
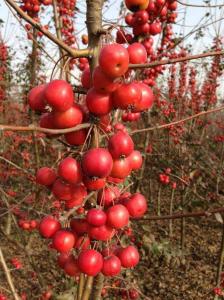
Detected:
left=99, top=44, right=129, bottom=78
left=39, top=216, right=61, bottom=238
left=64, top=129, right=87, bottom=146
left=53, top=104, right=83, bottom=128
left=93, top=66, right=119, bottom=93
left=86, top=88, right=112, bottom=116
left=82, top=148, right=113, bottom=178
left=88, top=224, right=115, bottom=241
left=77, top=249, right=103, bottom=276
left=118, top=245, right=139, bottom=268
left=128, top=43, right=147, bottom=64
left=102, top=255, right=121, bottom=276
left=28, top=84, right=46, bottom=112
left=44, top=80, right=74, bottom=112
left=52, top=230, right=76, bottom=253
left=106, top=204, right=129, bottom=229
left=110, top=157, right=131, bottom=179
left=58, top=157, right=82, bottom=184
left=87, top=208, right=107, bottom=227
left=123, top=193, right=147, bottom=218
left=108, top=131, right=134, bottom=159
left=125, top=0, right=149, bottom=12
left=128, top=150, right=143, bottom=170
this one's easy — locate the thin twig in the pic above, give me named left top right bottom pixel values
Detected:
left=0, top=248, right=21, bottom=300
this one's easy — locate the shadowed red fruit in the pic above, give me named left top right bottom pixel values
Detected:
left=110, top=157, right=131, bottom=179
left=81, top=67, right=91, bottom=89
left=64, top=129, right=87, bottom=146
left=123, top=193, right=147, bottom=218
left=70, top=218, right=89, bottom=235
left=102, top=255, right=121, bottom=276
left=52, top=230, right=76, bottom=253
left=108, top=131, right=134, bottom=159
left=28, top=84, right=46, bottom=112
left=36, top=167, right=57, bottom=186
left=127, top=43, right=147, bottom=64
left=83, top=176, right=106, bottom=190
left=77, top=249, right=103, bottom=276
left=97, top=186, right=120, bottom=207
left=39, top=113, right=55, bottom=129
left=74, top=236, right=90, bottom=250
left=52, top=179, right=72, bottom=201
left=125, top=0, right=149, bottom=11
left=82, top=148, right=113, bottom=178
left=53, top=104, right=83, bottom=128
left=99, top=44, right=129, bottom=78
left=86, top=88, right=112, bottom=116
left=93, top=66, right=119, bottom=93
left=118, top=245, right=139, bottom=268
left=58, top=157, right=82, bottom=184
left=39, top=216, right=61, bottom=238
left=88, top=224, right=115, bottom=241
left=87, top=208, right=107, bottom=226
left=112, top=83, right=142, bottom=110
left=133, top=82, right=154, bottom=112
left=64, top=256, right=80, bottom=276
left=129, top=288, right=139, bottom=299
left=128, top=150, right=143, bottom=170
left=107, top=204, right=129, bottom=229
left=57, top=252, right=71, bottom=268
left=44, top=80, right=74, bottom=111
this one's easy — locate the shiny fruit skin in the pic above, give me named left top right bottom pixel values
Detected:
left=110, top=157, right=132, bottom=179
left=118, top=245, right=139, bottom=268
left=88, top=224, right=115, bottom=241
left=82, top=148, right=113, bottom=178
left=112, top=83, right=142, bottom=110
left=93, top=66, right=119, bottom=93
left=133, top=82, right=154, bottom=112
left=77, top=249, right=103, bottom=276
left=99, top=44, right=129, bottom=79
left=127, top=43, right=147, bottom=64
left=102, top=255, right=121, bottom=276
left=128, top=150, right=143, bottom=170
left=39, top=216, right=61, bottom=238
left=28, top=84, right=46, bottom=112
left=86, top=88, right=113, bottom=116
left=108, top=131, right=134, bottom=159
left=44, top=80, right=74, bottom=112
left=87, top=208, right=107, bottom=227
left=107, top=204, right=129, bottom=229
left=64, top=129, right=87, bottom=146
left=124, top=193, right=147, bottom=218
left=52, top=230, right=76, bottom=253
left=53, top=104, right=83, bottom=129
left=36, top=167, right=57, bottom=186
left=58, top=157, right=82, bottom=184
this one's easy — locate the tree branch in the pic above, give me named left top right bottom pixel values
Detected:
left=129, top=49, right=224, bottom=69
left=0, top=248, right=21, bottom=300
left=4, top=0, right=91, bottom=58
left=177, top=0, right=224, bottom=8
left=0, top=123, right=91, bottom=134
left=139, top=207, right=224, bottom=221
left=132, top=105, right=224, bottom=135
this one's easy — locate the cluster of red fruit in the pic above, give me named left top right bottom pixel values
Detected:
left=114, top=0, right=178, bottom=86
left=58, top=0, right=76, bottom=45
left=28, top=43, right=154, bottom=141
left=18, top=219, right=38, bottom=230
left=0, top=41, right=8, bottom=112
left=20, top=0, right=52, bottom=16
left=26, top=43, right=153, bottom=280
